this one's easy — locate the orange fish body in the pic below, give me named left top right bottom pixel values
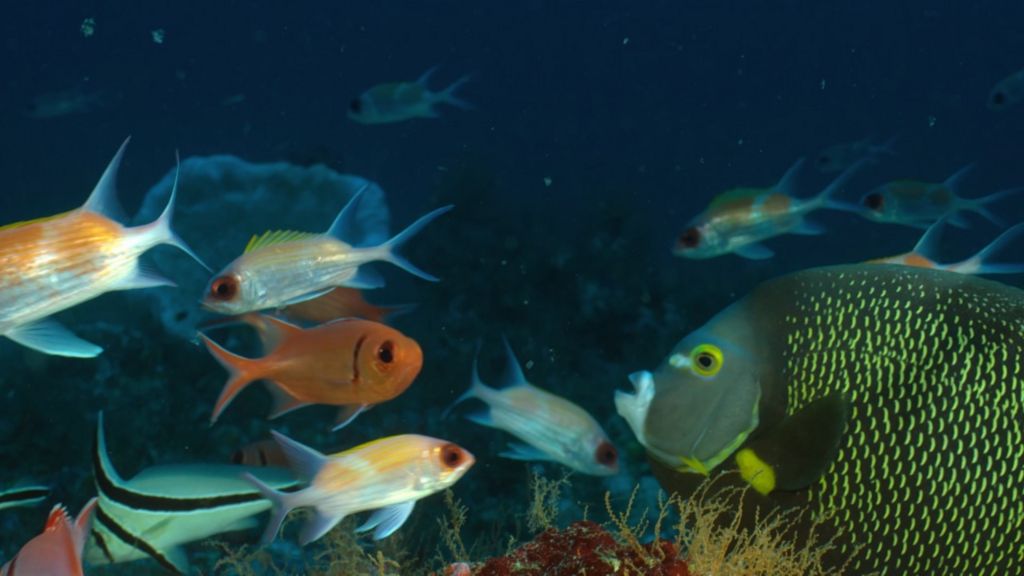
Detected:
left=201, top=314, right=422, bottom=429
left=1, top=498, right=96, bottom=576
left=0, top=140, right=205, bottom=357
left=280, top=287, right=407, bottom=324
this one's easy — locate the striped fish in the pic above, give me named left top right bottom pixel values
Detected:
left=617, top=264, right=1024, bottom=574
left=0, top=139, right=206, bottom=358
left=85, top=414, right=301, bottom=574
left=0, top=485, right=48, bottom=512
left=201, top=187, right=452, bottom=316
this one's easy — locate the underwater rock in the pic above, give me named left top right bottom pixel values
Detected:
left=132, top=156, right=391, bottom=339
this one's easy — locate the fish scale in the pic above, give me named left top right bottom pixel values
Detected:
left=755, top=266, right=1024, bottom=573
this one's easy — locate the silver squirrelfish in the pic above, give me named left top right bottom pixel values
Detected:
left=673, top=158, right=864, bottom=260
left=202, top=188, right=452, bottom=315
left=348, top=66, right=472, bottom=125
left=243, top=431, right=474, bottom=545
left=448, top=338, right=619, bottom=476
left=0, top=139, right=206, bottom=357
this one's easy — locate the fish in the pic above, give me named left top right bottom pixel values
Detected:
left=0, top=484, right=49, bottom=511
left=0, top=139, right=207, bottom=358
left=243, top=431, right=474, bottom=545
left=231, top=438, right=289, bottom=468
left=673, top=158, right=864, bottom=260
left=448, top=339, right=619, bottom=476
left=615, top=264, right=1024, bottom=574
left=348, top=66, right=472, bottom=124
left=989, top=66, right=1024, bottom=111
left=200, top=314, right=423, bottom=430
left=868, top=218, right=1024, bottom=275
left=202, top=187, right=452, bottom=316
left=858, top=164, right=1021, bottom=228
left=814, top=136, right=896, bottom=174
left=86, top=413, right=301, bottom=574
left=279, top=287, right=413, bottom=325
left=1, top=498, right=97, bottom=576
left=26, top=88, right=106, bottom=119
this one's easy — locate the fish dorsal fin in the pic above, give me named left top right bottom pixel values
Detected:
left=244, top=230, right=319, bottom=253
left=417, top=65, right=439, bottom=86
left=82, top=137, right=129, bottom=221
left=326, top=185, right=369, bottom=245
left=43, top=504, right=72, bottom=532
left=498, top=336, right=529, bottom=388
left=773, top=157, right=806, bottom=197
left=707, top=187, right=765, bottom=210
left=912, top=218, right=947, bottom=260
left=942, top=162, right=976, bottom=193
left=269, top=430, right=327, bottom=482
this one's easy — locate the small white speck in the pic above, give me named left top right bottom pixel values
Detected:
left=927, top=115, right=937, bottom=127
left=525, top=360, right=535, bottom=369
left=81, top=17, right=95, bottom=37
left=820, top=78, right=826, bottom=90
left=151, top=29, right=165, bottom=44
left=543, top=177, right=552, bottom=187
left=622, top=37, right=629, bottom=45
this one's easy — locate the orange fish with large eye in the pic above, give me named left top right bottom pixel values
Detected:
left=199, top=314, right=423, bottom=430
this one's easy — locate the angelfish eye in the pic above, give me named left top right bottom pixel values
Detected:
left=677, top=227, right=701, bottom=249
left=209, top=275, right=239, bottom=301
left=377, top=340, right=395, bottom=364
left=594, top=441, right=618, bottom=468
left=439, top=443, right=466, bottom=469
left=690, top=343, right=723, bottom=377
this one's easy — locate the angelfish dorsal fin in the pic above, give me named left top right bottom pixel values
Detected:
left=244, top=230, right=319, bottom=253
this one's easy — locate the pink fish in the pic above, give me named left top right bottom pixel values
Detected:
left=1, top=498, right=97, bottom=576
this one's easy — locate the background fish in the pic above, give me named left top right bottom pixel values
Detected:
left=348, top=66, right=472, bottom=124
left=1, top=499, right=96, bottom=576
left=815, top=136, right=896, bottom=173
left=448, top=339, right=619, bottom=476
left=616, top=265, right=1024, bottom=574
left=989, top=66, right=1024, bottom=111
left=868, top=218, right=1024, bottom=274
left=279, top=287, right=412, bottom=325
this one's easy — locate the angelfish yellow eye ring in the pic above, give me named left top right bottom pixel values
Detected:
left=690, top=344, right=723, bottom=377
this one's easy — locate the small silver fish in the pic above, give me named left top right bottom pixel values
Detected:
left=348, top=67, right=471, bottom=124
left=815, top=137, right=896, bottom=174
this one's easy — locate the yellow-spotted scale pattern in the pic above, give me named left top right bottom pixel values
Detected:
left=762, top=264, right=1024, bottom=574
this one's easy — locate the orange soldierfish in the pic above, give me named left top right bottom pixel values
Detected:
left=243, top=431, right=474, bottom=545
left=200, top=314, right=423, bottom=430
left=201, top=187, right=452, bottom=316
left=279, top=287, right=411, bottom=325
left=868, top=219, right=1024, bottom=275
left=0, top=139, right=206, bottom=357
left=1, top=498, right=97, bottom=576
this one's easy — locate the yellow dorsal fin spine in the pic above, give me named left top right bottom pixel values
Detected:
left=244, top=230, right=319, bottom=253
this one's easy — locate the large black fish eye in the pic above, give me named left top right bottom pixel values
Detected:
left=377, top=340, right=395, bottom=364
left=864, top=193, right=884, bottom=211
left=677, top=227, right=701, bottom=249
left=349, top=98, right=363, bottom=113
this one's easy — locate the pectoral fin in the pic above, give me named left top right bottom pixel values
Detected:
left=6, top=319, right=102, bottom=358
left=737, top=391, right=848, bottom=495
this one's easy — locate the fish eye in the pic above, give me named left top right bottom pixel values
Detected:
left=864, top=193, right=884, bottom=211
left=677, top=227, right=701, bottom=249
left=377, top=340, right=395, bottom=364
left=992, top=91, right=1006, bottom=106
left=690, top=344, right=723, bottom=377
left=439, top=443, right=466, bottom=469
left=349, top=98, right=363, bottom=113
left=209, top=275, right=239, bottom=301
left=594, top=441, right=618, bottom=467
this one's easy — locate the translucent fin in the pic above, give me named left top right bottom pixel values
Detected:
left=963, top=187, right=1024, bottom=228
left=464, top=410, right=495, bottom=427
left=82, top=137, right=129, bottom=222
left=242, top=314, right=302, bottom=352
left=356, top=501, right=415, bottom=540
left=244, top=230, right=319, bottom=253
left=300, top=508, right=346, bottom=545
left=112, top=266, right=176, bottom=291
left=269, top=430, right=328, bottom=482
left=332, top=404, right=369, bottom=432
left=499, top=442, right=552, bottom=462
left=342, top=267, right=385, bottom=290
left=6, top=319, right=102, bottom=358
left=442, top=340, right=489, bottom=418
left=436, top=75, right=473, bottom=110
left=265, top=384, right=311, bottom=419
left=498, top=336, right=528, bottom=388
left=911, top=219, right=946, bottom=261
left=375, top=205, right=454, bottom=282
left=942, top=163, right=976, bottom=193
left=241, top=472, right=297, bottom=544
left=199, top=334, right=258, bottom=423
left=772, top=158, right=805, bottom=197
left=946, top=212, right=972, bottom=229
left=416, top=65, right=439, bottom=86
left=280, top=287, right=335, bottom=308
left=813, top=158, right=868, bottom=208
left=734, top=243, right=775, bottom=260
left=790, top=219, right=826, bottom=236
left=951, top=223, right=1024, bottom=275
left=326, top=185, right=370, bottom=246
left=144, top=153, right=211, bottom=271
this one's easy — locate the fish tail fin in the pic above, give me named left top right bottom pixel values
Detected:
left=814, top=158, right=868, bottom=211
left=442, top=340, right=490, bottom=418
left=437, top=75, right=473, bottom=110
left=200, top=334, right=259, bottom=424
left=143, top=152, right=211, bottom=271
left=963, top=187, right=1024, bottom=227
left=952, top=223, right=1024, bottom=275
left=377, top=205, right=454, bottom=282
left=870, top=135, right=899, bottom=158
left=242, top=472, right=298, bottom=544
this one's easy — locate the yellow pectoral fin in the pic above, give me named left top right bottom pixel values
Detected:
left=677, top=456, right=710, bottom=476
left=735, top=448, right=776, bottom=495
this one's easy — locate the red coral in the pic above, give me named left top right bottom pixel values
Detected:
left=469, top=521, right=690, bottom=576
